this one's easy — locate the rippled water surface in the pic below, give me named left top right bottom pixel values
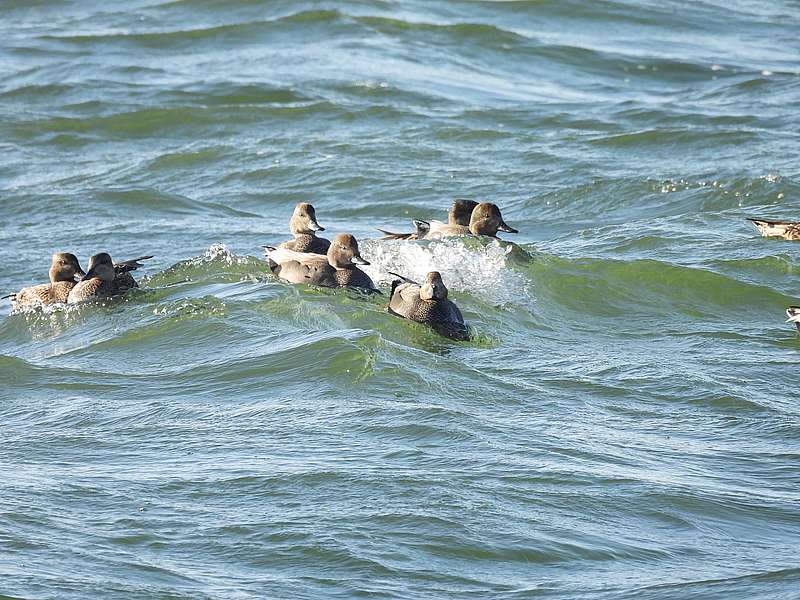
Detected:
left=2, top=1, right=800, bottom=598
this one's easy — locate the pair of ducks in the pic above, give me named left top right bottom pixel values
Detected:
left=749, top=218, right=800, bottom=331
left=4, top=252, right=152, bottom=308
left=263, top=200, right=519, bottom=340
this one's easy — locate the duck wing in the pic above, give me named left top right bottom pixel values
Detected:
left=114, top=255, right=153, bottom=275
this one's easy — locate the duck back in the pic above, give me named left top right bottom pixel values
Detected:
left=14, top=281, right=76, bottom=307
left=280, top=234, right=331, bottom=255
left=67, top=278, right=117, bottom=303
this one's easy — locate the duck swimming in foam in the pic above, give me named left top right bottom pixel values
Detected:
left=2, top=252, right=85, bottom=309
left=279, top=202, right=331, bottom=254
left=263, top=233, right=376, bottom=291
left=381, top=202, right=518, bottom=241
left=378, top=199, right=478, bottom=240
left=67, top=252, right=152, bottom=303
left=388, top=271, right=469, bottom=340
left=748, top=218, right=800, bottom=240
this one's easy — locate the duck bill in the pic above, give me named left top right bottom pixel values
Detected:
left=498, top=220, right=518, bottom=234
left=75, top=267, right=86, bottom=279
left=310, top=221, right=325, bottom=232
left=351, top=255, right=370, bottom=266
left=81, top=267, right=97, bottom=281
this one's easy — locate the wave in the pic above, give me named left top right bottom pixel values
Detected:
left=362, top=237, right=532, bottom=306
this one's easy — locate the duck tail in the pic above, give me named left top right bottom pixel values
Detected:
left=412, top=220, right=430, bottom=237
left=376, top=228, right=415, bottom=240
left=261, top=245, right=279, bottom=269
left=786, top=307, right=800, bottom=331
left=114, top=255, right=154, bottom=274
left=748, top=218, right=800, bottom=238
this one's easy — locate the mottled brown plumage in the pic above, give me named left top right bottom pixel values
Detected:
left=264, top=233, right=376, bottom=291
left=67, top=253, right=152, bottom=303
left=5, top=252, right=84, bottom=309
left=388, top=271, right=469, bottom=340
left=278, top=203, right=331, bottom=254
left=749, top=218, right=800, bottom=240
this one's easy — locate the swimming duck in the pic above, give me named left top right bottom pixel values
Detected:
left=388, top=271, right=469, bottom=340
left=263, top=233, right=376, bottom=291
left=279, top=202, right=331, bottom=254
left=67, top=253, right=152, bottom=303
left=378, top=199, right=479, bottom=240
left=748, top=218, right=800, bottom=240
left=381, top=202, right=518, bottom=241
left=378, top=198, right=478, bottom=240
left=2, top=252, right=85, bottom=309
left=786, top=307, right=800, bottom=331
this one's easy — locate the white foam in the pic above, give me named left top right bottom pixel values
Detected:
left=360, top=238, right=531, bottom=306
left=191, top=243, right=250, bottom=266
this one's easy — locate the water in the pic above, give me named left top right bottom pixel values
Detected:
left=1, top=1, right=799, bottom=598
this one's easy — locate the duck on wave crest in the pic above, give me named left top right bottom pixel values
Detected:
left=379, top=200, right=518, bottom=241
left=3, top=252, right=152, bottom=310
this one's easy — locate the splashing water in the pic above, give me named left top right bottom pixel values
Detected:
left=361, top=237, right=531, bottom=306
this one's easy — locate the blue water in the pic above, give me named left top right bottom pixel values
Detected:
left=1, top=1, right=800, bottom=598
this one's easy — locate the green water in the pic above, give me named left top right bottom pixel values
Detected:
left=1, top=1, right=799, bottom=598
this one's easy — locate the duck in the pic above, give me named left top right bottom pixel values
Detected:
left=381, top=202, right=518, bottom=241
left=786, top=307, right=800, bottom=331
left=748, top=218, right=800, bottom=240
left=388, top=271, right=469, bottom=340
left=67, top=253, right=152, bottom=303
left=378, top=199, right=478, bottom=240
left=2, top=252, right=85, bottom=309
left=279, top=202, right=331, bottom=254
left=263, top=233, right=376, bottom=291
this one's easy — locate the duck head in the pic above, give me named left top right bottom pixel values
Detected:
left=449, top=199, right=479, bottom=226
left=290, top=202, right=325, bottom=236
left=49, top=252, right=85, bottom=283
left=82, top=252, right=116, bottom=283
left=420, top=271, right=448, bottom=301
left=469, top=202, right=518, bottom=237
left=328, top=234, right=369, bottom=269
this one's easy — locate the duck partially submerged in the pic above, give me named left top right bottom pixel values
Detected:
left=279, top=202, right=331, bottom=254
left=748, top=218, right=800, bottom=240
left=379, top=199, right=478, bottom=240
left=263, top=233, right=376, bottom=291
left=381, top=202, right=518, bottom=241
left=388, top=271, right=469, bottom=341
left=67, top=253, right=152, bottom=303
left=3, top=252, right=85, bottom=309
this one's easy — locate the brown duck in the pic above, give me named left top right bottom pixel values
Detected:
left=388, top=271, right=469, bottom=340
left=3, top=252, right=85, bottom=309
left=279, top=202, right=331, bottom=254
left=263, top=233, right=376, bottom=291
left=378, top=199, right=478, bottom=240
left=67, top=253, right=152, bottom=303
left=381, top=202, right=517, bottom=241
left=748, top=218, right=800, bottom=240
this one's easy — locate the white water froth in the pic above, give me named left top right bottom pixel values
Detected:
left=192, top=243, right=250, bottom=266
left=360, top=238, right=531, bottom=306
